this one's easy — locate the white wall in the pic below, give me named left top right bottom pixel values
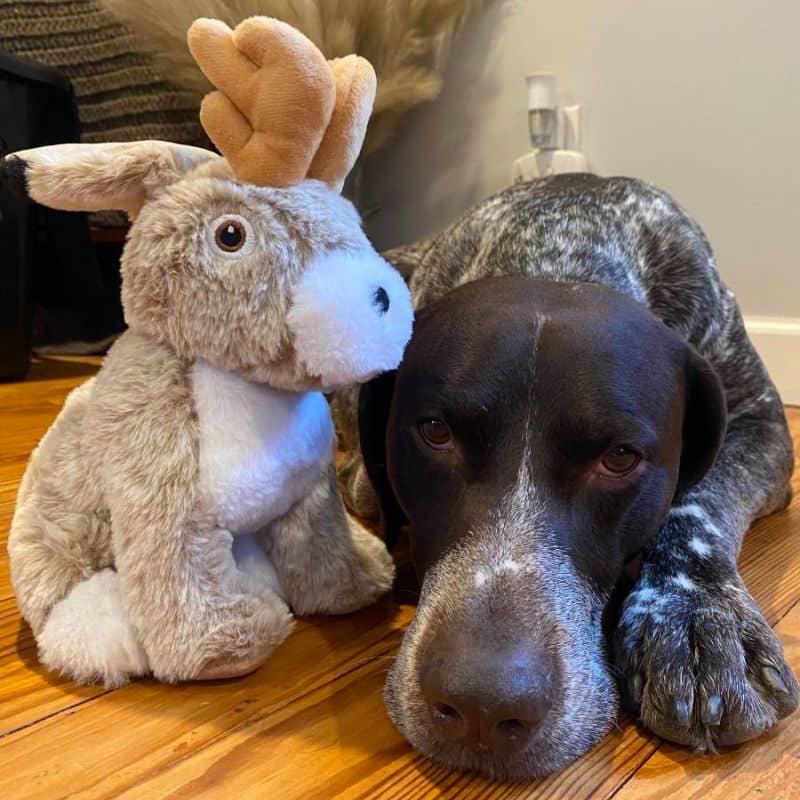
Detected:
left=363, top=0, right=800, bottom=399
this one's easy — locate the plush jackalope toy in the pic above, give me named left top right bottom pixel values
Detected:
left=5, top=17, right=413, bottom=687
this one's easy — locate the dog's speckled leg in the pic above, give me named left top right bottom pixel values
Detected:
left=329, top=386, right=380, bottom=520
left=615, top=404, right=798, bottom=749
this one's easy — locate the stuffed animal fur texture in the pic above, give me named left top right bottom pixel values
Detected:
left=98, top=0, right=489, bottom=156
left=5, top=17, right=413, bottom=687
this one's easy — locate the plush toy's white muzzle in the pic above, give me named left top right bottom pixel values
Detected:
left=287, top=249, right=413, bottom=389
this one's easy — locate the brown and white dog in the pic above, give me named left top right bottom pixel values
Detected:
left=334, top=174, right=799, bottom=780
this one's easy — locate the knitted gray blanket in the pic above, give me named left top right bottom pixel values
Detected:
left=0, top=0, right=204, bottom=146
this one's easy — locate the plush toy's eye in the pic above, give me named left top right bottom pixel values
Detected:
left=215, top=220, right=246, bottom=252
left=207, top=214, right=255, bottom=259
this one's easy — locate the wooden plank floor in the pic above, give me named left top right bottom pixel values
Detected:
left=1, top=356, right=799, bottom=799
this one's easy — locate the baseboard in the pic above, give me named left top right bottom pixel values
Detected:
left=744, top=316, right=800, bottom=405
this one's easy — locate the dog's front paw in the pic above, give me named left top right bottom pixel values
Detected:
left=615, top=572, right=798, bottom=749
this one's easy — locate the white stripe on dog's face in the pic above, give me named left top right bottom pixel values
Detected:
left=384, top=447, right=619, bottom=780
left=473, top=558, right=522, bottom=589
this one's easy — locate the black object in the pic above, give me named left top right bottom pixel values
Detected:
left=0, top=50, right=78, bottom=378
left=0, top=50, right=125, bottom=379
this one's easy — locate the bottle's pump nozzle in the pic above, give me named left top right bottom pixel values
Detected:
left=526, top=72, right=557, bottom=149
left=513, top=72, right=588, bottom=183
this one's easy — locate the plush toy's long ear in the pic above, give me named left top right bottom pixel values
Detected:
left=678, top=347, right=727, bottom=492
left=358, top=369, right=407, bottom=549
left=307, top=55, right=376, bottom=192
left=0, top=141, right=218, bottom=217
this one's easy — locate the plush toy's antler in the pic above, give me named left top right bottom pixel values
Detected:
left=187, top=17, right=376, bottom=191
left=307, top=55, right=377, bottom=192
left=187, top=17, right=334, bottom=187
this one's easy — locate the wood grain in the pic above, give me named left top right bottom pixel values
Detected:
left=0, top=606, right=411, bottom=798
left=0, top=358, right=797, bottom=799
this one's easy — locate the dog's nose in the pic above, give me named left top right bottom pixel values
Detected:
left=372, top=285, right=390, bottom=315
left=419, top=640, right=556, bottom=756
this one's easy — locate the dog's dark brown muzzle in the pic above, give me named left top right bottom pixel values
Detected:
left=418, top=625, right=558, bottom=758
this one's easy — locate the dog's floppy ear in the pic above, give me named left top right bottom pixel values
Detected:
left=678, top=346, right=727, bottom=490
left=0, top=142, right=218, bottom=217
left=358, top=369, right=407, bottom=549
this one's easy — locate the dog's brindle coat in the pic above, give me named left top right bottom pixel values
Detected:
left=333, top=174, right=798, bottom=779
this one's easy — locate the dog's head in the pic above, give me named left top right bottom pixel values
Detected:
left=359, top=276, right=726, bottom=779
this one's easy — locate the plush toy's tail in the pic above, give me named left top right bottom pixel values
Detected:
left=11, top=505, right=150, bottom=687
left=12, top=488, right=150, bottom=687
left=37, top=570, right=149, bottom=688
left=8, top=381, right=149, bottom=688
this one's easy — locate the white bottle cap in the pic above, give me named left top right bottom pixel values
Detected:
left=526, top=72, right=557, bottom=111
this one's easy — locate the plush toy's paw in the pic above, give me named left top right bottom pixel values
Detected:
left=304, top=519, right=394, bottom=616
left=338, top=455, right=380, bottom=520
left=232, top=532, right=284, bottom=600
left=286, top=517, right=394, bottom=617
left=195, top=590, right=294, bottom=681
left=38, top=568, right=149, bottom=688
left=615, top=571, right=799, bottom=750
left=345, top=519, right=395, bottom=607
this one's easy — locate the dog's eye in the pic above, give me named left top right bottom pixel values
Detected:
left=215, top=219, right=246, bottom=252
left=418, top=418, right=452, bottom=449
left=599, top=446, right=641, bottom=477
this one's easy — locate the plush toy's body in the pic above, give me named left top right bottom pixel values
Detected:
left=5, top=18, right=413, bottom=687
left=193, top=362, right=335, bottom=536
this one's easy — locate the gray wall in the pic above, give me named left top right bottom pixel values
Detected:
left=364, top=0, right=800, bottom=320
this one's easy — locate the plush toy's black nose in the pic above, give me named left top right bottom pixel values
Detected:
left=419, top=633, right=557, bottom=756
left=372, top=286, right=390, bottom=315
